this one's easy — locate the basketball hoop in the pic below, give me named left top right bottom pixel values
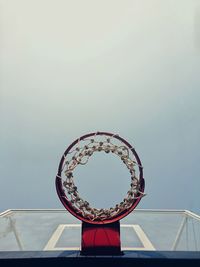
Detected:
left=56, top=131, right=145, bottom=225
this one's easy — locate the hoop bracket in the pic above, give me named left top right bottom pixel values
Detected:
left=81, top=221, right=122, bottom=255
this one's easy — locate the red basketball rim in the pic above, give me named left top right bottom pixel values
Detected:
left=55, top=131, right=145, bottom=224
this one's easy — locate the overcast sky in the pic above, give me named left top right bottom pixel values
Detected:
left=0, top=0, right=200, bottom=214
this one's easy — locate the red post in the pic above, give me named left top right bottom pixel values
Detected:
left=81, top=221, right=122, bottom=255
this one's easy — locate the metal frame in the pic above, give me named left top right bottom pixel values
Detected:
left=1, top=209, right=200, bottom=220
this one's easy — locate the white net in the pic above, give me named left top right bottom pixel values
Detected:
left=59, top=134, right=145, bottom=221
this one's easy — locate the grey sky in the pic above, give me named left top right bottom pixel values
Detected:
left=0, top=0, right=200, bottom=214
